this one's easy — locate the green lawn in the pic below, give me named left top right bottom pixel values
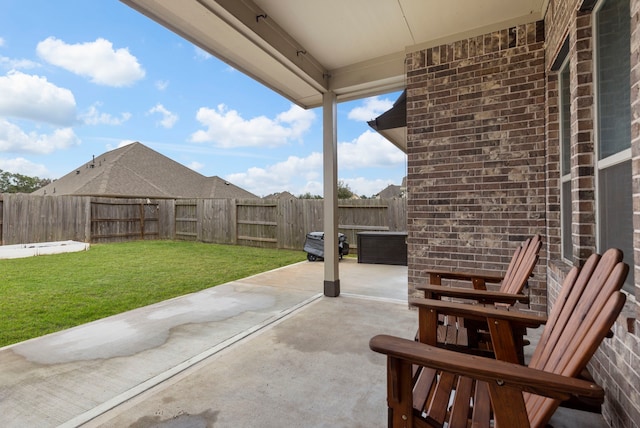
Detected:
left=0, top=240, right=306, bottom=347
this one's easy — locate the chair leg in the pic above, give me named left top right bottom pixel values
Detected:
left=387, top=357, right=414, bottom=427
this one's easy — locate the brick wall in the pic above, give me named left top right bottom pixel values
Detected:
left=405, top=22, right=548, bottom=313
left=404, top=1, right=640, bottom=424
left=544, top=0, right=640, bottom=426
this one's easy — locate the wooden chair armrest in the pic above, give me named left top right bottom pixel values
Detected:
left=424, top=269, right=504, bottom=291
left=369, top=334, right=604, bottom=401
left=410, top=297, right=545, bottom=327
left=417, top=284, right=530, bottom=304
left=412, top=297, right=545, bottom=363
left=423, top=269, right=504, bottom=284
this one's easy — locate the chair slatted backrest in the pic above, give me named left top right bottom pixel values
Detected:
left=500, top=234, right=542, bottom=294
left=524, top=248, right=628, bottom=427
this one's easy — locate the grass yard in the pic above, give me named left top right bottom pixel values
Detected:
left=0, top=240, right=306, bottom=347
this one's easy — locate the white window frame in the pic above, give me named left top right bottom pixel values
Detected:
left=559, top=56, right=573, bottom=263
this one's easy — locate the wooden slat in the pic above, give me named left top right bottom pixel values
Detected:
left=426, top=372, right=456, bottom=424
left=418, top=306, right=438, bottom=346
left=412, top=367, right=437, bottom=414
left=471, top=381, right=492, bottom=428
left=449, top=376, right=474, bottom=428
left=488, top=382, right=530, bottom=428
left=487, top=317, right=519, bottom=364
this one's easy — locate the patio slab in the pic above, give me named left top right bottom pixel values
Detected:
left=86, top=294, right=416, bottom=427
left=0, top=258, right=412, bottom=427
left=0, top=257, right=607, bottom=427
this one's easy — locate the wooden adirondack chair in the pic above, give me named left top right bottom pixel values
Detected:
left=416, top=235, right=542, bottom=360
left=370, top=248, right=628, bottom=428
left=419, top=234, right=541, bottom=301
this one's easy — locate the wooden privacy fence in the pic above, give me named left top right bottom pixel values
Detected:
left=0, top=194, right=406, bottom=252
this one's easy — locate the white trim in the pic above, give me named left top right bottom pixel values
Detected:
left=593, top=0, right=605, bottom=251
left=597, top=148, right=632, bottom=170
left=593, top=0, right=632, bottom=253
left=559, top=55, right=572, bottom=262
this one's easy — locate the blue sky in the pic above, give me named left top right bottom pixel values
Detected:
left=0, top=1, right=406, bottom=197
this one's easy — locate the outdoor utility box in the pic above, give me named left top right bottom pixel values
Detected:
left=357, top=231, right=408, bottom=266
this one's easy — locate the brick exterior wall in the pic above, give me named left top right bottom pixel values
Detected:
left=545, top=0, right=640, bottom=426
left=405, top=22, right=548, bottom=313
left=404, top=1, right=640, bottom=425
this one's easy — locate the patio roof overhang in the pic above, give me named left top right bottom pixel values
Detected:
left=120, top=0, right=549, bottom=109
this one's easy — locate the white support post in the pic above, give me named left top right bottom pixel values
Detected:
left=322, top=90, right=340, bottom=297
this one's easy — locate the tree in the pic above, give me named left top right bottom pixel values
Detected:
left=298, top=192, right=322, bottom=199
left=0, top=170, right=52, bottom=193
left=297, top=181, right=356, bottom=199
left=337, top=180, right=354, bottom=199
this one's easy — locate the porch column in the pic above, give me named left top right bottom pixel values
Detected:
left=323, top=90, right=340, bottom=297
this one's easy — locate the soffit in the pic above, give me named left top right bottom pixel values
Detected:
left=121, top=0, right=547, bottom=108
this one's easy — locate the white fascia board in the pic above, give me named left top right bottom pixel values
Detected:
left=328, top=51, right=406, bottom=102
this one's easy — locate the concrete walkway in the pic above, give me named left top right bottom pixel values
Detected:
left=0, top=258, right=415, bottom=427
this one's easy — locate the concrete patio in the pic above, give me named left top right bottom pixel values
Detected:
left=0, top=257, right=606, bottom=427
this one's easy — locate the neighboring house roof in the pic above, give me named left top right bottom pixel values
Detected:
left=375, top=177, right=407, bottom=199
left=376, top=185, right=402, bottom=199
left=264, top=191, right=297, bottom=200
left=33, top=142, right=258, bottom=199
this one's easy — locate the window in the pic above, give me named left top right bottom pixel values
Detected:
left=559, top=58, right=572, bottom=261
left=595, top=0, right=633, bottom=291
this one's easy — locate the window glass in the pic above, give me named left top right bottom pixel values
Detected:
left=561, top=180, right=573, bottom=259
left=598, top=159, right=633, bottom=268
left=596, top=0, right=631, bottom=159
left=560, top=66, right=571, bottom=176
left=595, top=0, right=633, bottom=292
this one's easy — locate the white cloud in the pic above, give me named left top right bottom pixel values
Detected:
left=80, top=103, right=131, bottom=125
left=338, top=130, right=405, bottom=169
left=225, top=129, right=405, bottom=196
left=347, top=96, right=394, bottom=122
left=190, top=104, right=315, bottom=148
left=117, top=140, right=137, bottom=149
left=0, top=37, right=4, bottom=47
left=0, top=56, right=40, bottom=70
left=148, top=103, right=178, bottom=129
left=0, top=70, right=76, bottom=126
left=0, top=118, right=80, bottom=154
left=188, top=161, right=204, bottom=171
left=155, top=80, right=169, bottom=91
left=36, top=37, right=145, bottom=87
left=341, top=177, right=399, bottom=198
left=194, top=47, right=212, bottom=61
left=0, top=157, right=48, bottom=177
left=226, top=152, right=323, bottom=196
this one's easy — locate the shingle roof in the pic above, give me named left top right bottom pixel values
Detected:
left=263, top=191, right=297, bottom=200
left=375, top=182, right=406, bottom=199
left=33, top=142, right=258, bottom=199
